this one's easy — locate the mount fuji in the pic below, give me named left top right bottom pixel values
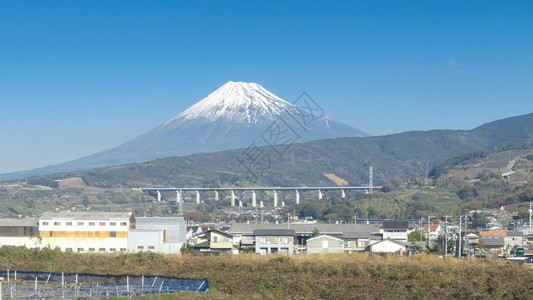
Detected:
left=1, top=81, right=368, bottom=179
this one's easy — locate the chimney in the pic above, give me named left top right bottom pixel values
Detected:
left=54, top=208, right=59, bottom=213
left=71, top=207, right=76, bottom=212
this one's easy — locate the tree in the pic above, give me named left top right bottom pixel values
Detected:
left=311, top=227, right=320, bottom=238
left=408, top=230, right=426, bottom=242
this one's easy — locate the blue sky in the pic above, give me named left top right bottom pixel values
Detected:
left=0, top=1, right=532, bottom=174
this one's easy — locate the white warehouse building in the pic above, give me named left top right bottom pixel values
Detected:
left=39, top=210, right=134, bottom=253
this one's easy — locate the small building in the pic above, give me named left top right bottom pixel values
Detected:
left=306, top=235, right=344, bottom=254
left=342, top=232, right=380, bottom=252
left=128, top=217, right=186, bottom=254
left=505, top=231, right=524, bottom=248
left=382, top=221, right=408, bottom=242
left=192, top=229, right=234, bottom=254
left=0, top=218, right=39, bottom=248
left=368, top=238, right=407, bottom=253
left=39, top=210, right=134, bottom=253
left=479, top=237, right=505, bottom=256
left=422, top=224, right=442, bottom=241
left=254, top=229, right=295, bottom=255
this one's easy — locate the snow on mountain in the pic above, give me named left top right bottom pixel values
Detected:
left=164, top=81, right=301, bottom=125
left=0, top=81, right=369, bottom=179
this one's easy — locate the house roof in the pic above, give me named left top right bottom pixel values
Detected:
left=479, top=229, right=506, bottom=237
left=382, top=221, right=408, bottom=230
left=371, top=238, right=407, bottom=248
left=40, top=211, right=133, bottom=221
left=307, top=234, right=344, bottom=242
left=342, top=232, right=371, bottom=239
left=507, top=231, right=523, bottom=237
left=480, top=237, right=505, bottom=247
left=136, top=217, right=185, bottom=225
left=228, top=223, right=380, bottom=235
left=0, top=218, right=39, bottom=227
left=253, top=229, right=295, bottom=236
left=422, top=224, right=440, bottom=232
left=206, top=229, right=233, bottom=237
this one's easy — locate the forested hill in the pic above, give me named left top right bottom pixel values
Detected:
left=24, top=112, right=531, bottom=189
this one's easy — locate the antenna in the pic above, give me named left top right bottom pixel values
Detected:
left=369, top=166, right=373, bottom=194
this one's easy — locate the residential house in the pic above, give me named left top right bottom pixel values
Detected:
left=228, top=223, right=380, bottom=251
left=479, top=237, right=505, bottom=256
left=368, top=238, right=406, bottom=253
left=254, top=229, right=295, bottom=255
left=342, top=232, right=380, bottom=252
left=422, top=224, right=442, bottom=241
left=505, top=231, right=525, bottom=248
left=382, top=221, right=409, bottom=242
left=306, top=235, right=344, bottom=254
left=192, top=229, right=234, bottom=254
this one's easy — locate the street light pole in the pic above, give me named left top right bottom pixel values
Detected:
left=444, top=215, right=451, bottom=258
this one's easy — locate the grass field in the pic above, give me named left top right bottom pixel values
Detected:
left=1, top=246, right=532, bottom=299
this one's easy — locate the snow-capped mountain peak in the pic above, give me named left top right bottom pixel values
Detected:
left=165, top=81, right=299, bottom=125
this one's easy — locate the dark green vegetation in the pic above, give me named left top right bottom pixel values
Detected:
left=0, top=246, right=532, bottom=299
left=1, top=113, right=533, bottom=219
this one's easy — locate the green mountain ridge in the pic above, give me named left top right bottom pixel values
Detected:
left=23, top=112, right=533, bottom=189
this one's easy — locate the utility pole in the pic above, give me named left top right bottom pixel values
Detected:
left=444, top=216, right=448, bottom=258
left=458, top=215, right=462, bottom=258
left=529, top=202, right=533, bottom=234
left=420, top=218, right=423, bottom=242
left=427, top=216, right=435, bottom=248
left=464, top=214, right=468, bottom=258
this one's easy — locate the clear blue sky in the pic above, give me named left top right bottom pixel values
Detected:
left=0, top=1, right=532, bottom=174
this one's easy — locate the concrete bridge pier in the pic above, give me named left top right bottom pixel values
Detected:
left=230, top=190, right=236, bottom=207
left=273, top=190, right=278, bottom=207
left=196, top=190, right=200, bottom=204
left=157, top=190, right=162, bottom=202
left=318, top=190, right=323, bottom=200
left=260, top=201, right=264, bottom=208
left=341, top=189, right=346, bottom=198
left=252, top=190, right=257, bottom=208
left=176, top=191, right=182, bottom=203
left=239, top=191, right=243, bottom=207
left=295, top=190, right=300, bottom=205
left=214, top=190, right=219, bottom=201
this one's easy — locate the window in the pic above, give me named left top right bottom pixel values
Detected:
left=42, top=222, right=49, bottom=226
left=99, top=248, right=106, bottom=252
left=120, top=222, right=127, bottom=226
left=77, top=222, right=84, bottom=226
left=110, top=248, right=116, bottom=252
left=66, top=248, right=72, bottom=252
left=322, top=240, right=329, bottom=249
left=89, top=222, right=95, bottom=226
left=77, top=248, right=84, bottom=252
left=214, top=237, right=218, bottom=243
left=148, top=246, right=155, bottom=250
left=66, top=222, right=72, bottom=226
left=110, top=231, right=117, bottom=237
left=120, top=248, right=127, bottom=252
left=138, top=246, right=144, bottom=250
left=54, top=222, right=60, bottom=226
left=110, top=222, right=117, bottom=226
left=88, top=248, right=95, bottom=252
left=99, top=222, right=106, bottom=226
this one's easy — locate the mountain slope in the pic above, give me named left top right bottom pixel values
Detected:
left=0, top=81, right=368, bottom=180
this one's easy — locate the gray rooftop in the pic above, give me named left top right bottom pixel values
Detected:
left=507, top=231, right=524, bottom=237
left=0, top=218, right=39, bottom=227
left=342, top=232, right=371, bottom=239
left=40, top=211, right=133, bottom=220
left=136, top=217, right=185, bottom=224
left=229, top=223, right=380, bottom=235
left=383, top=221, right=409, bottom=230
left=480, top=237, right=505, bottom=247
left=253, top=229, right=295, bottom=236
